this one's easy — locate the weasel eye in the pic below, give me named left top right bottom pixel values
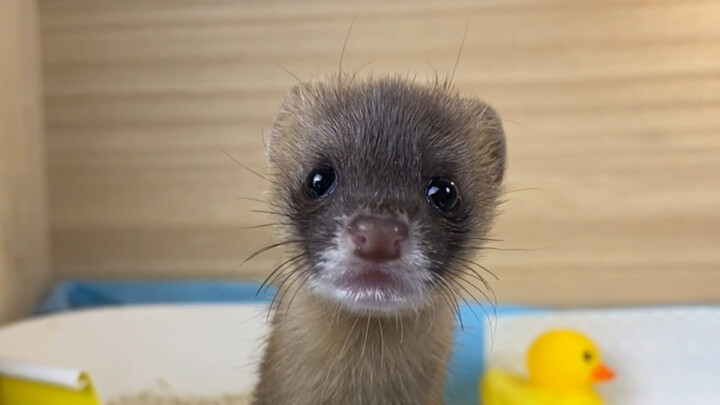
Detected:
left=304, top=164, right=337, bottom=199
left=426, top=177, right=459, bottom=212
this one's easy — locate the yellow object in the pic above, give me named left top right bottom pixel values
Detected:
left=0, top=358, right=102, bottom=405
left=480, top=329, right=615, bottom=405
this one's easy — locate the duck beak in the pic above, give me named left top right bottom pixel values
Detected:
left=591, top=363, right=615, bottom=382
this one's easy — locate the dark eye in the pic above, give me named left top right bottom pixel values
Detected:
left=304, top=164, right=337, bottom=199
left=583, top=351, right=593, bottom=362
left=426, top=177, right=459, bottom=212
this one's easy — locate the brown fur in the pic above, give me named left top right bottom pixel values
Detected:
left=251, top=75, right=506, bottom=405
left=253, top=292, right=454, bottom=405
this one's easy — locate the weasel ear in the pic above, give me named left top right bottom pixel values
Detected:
left=463, top=99, right=507, bottom=185
left=268, top=82, right=313, bottom=161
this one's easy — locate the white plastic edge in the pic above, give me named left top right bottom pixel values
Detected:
left=0, top=357, right=87, bottom=390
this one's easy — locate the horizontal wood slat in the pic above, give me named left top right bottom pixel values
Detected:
left=40, top=0, right=720, bottom=306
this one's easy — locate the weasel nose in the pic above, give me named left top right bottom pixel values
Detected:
left=348, top=215, right=409, bottom=262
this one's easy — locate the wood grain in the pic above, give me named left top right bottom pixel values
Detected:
left=0, top=0, right=50, bottom=323
left=39, top=0, right=720, bottom=307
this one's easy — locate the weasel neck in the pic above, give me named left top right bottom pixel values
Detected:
left=252, top=291, right=455, bottom=405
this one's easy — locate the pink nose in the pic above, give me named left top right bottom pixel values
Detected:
left=348, top=215, right=409, bottom=262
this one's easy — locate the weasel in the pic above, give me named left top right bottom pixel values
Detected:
left=251, top=75, right=506, bottom=405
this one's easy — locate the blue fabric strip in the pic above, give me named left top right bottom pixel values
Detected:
left=35, top=280, right=277, bottom=315
left=445, top=304, right=545, bottom=405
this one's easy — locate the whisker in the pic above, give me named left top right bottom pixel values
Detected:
left=350, top=59, right=377, bottom=82
left=460, top=265, right=498, bottom=307
left=425, top=57, right=439, bottom=82
left=501, top=187, right=543, bottom=195
left=448, top=263, right=497, bottom=308
left=251, top=209, right=290, bottom=217
left=449, top=19, right=470, bottom=85
left=500, top=117, right=525, bottom=127
left=466, top=237, right=504, bottom=243
left=445, top=268, right=497, bottom=316
left=273, top=61, right=302, bottom=83
left=219, top=148, right=271, bottom=183
left=431, top=273, right=463, bottom=330
left=255, top=253, right=306, bottom=296
left=454, top=256, right=499, bottom=281
left=264, top=255, right=307, bottom=289
left=267, top=265, right=308, bottom=322
left=445, top=276, right=491, bottom=328
left=338, top=13, right=358, bottom=84
left=447, top=274, right=497, bottom=346
left=470, top=246, right=547, bottom=252
left=241, top=239, right=300, bottom=265
left=449, top=272, right=499, bottom=349
left=238, top=223, right=280, bottom=231
left=284, top=269, right=313, bottom=316
left=452, top=267, right=500, bottom=347
left=360, top=316, right=371, bottom=358
left=235, top=196, right=269, bottom=204
left=266, top=270, right=294, bottom=321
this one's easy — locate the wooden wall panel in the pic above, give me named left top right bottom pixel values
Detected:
left=0, top=0, right=50, bottom=323
left=39, top=0, right=720, bottom=306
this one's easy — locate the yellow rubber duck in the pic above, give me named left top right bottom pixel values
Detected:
left=480, top=329, right=615, bottom=405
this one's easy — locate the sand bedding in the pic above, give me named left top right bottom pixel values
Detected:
left=107, top=392, right=252, bottom=405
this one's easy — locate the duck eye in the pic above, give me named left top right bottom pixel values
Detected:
left=583, top=351, right=593, bottom=362
left=426, top=177, right=460, bottom=212
left=304, top=164, right=337, bottom=199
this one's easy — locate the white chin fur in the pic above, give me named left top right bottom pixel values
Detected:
left=308, top=219, right=433, bottom=314
left=309, top=278, right=428, bottom=314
